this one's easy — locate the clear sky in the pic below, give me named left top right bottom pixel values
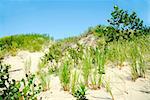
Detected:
left=0, top=0, right=149, bottom=39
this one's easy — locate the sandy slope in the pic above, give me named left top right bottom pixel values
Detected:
left=2, top=51, right=150, bottom=100
left=3, top=51, right=44, bottom=80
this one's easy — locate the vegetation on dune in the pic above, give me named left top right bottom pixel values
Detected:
left=1, top=5, right=150, bottom=100
left=92, top=5, right=149, bottom=80
left=38, top=5, right=149, bottom=100
left=0, top=34, right=52, bottom=59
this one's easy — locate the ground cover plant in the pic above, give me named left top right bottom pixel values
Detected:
left=0, top=34, right=52, bottom=59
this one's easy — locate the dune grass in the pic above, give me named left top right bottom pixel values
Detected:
left=71, top=70, right=79, bottom=95
left=82, top=48, right=92, bottom=86
left=37, top=71, right=51, bottom=91
left=59, top=61, right=71, bottom=91
left=105, top=35, right=149, bottom=80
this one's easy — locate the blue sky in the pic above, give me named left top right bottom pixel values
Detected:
left=0, top=0, right=149, bottom=39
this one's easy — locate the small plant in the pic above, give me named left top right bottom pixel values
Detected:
left=130, top=42, right=140, bottom=81
left=138, top=52, right=146, bottom=77
left=74, top=83, right=87, bottom=100
left=105, top=80, right=114, bottom=100
left=115, top=41, right=127, bottom=68
left=24, top=57, right=32, bottom=74
left=68, top=47, right=79, bottom=68
left=82, top=48, right=92, bottom=86
left=38, top=60, right=46, bottom=69
left=48, top=65, right=59, bottom=75
left=71, top=70, right=79, bottom=95
left=96, top=47, right=105, bottom=88
left=90, top=68, right=98, bottom=90
left=37, top=71, right=50, bottom=91
left=88, top=47, right=99, bottom=89
left=37, top=61, right=51, bottom=91
left=59, top=61, right=70, bottom=91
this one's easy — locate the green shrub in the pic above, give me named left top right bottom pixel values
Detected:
left=42, top=43, right=62, bottom=66
left=0, top=62, right=20, bottom=100
left=0, top=62, right=42, bottom=100
left=107, top=5, right=144, bottom=41
left=94, top=6, right=146, bottom=42
left=108, top=6, right=144, bottom=31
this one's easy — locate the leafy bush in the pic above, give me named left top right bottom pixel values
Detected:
left=94, top=25, right=119, bottom=42
left=94, top=6, right=147, bottom=42
left=107, top=5, right=145, bottom=41
left=0, top=62, right=42, bottom=100
left=108, top=6, right=144, bottom=31
left=0, top=62, right=20, bottom=100
left=42, top=43, right=62, bottom=65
